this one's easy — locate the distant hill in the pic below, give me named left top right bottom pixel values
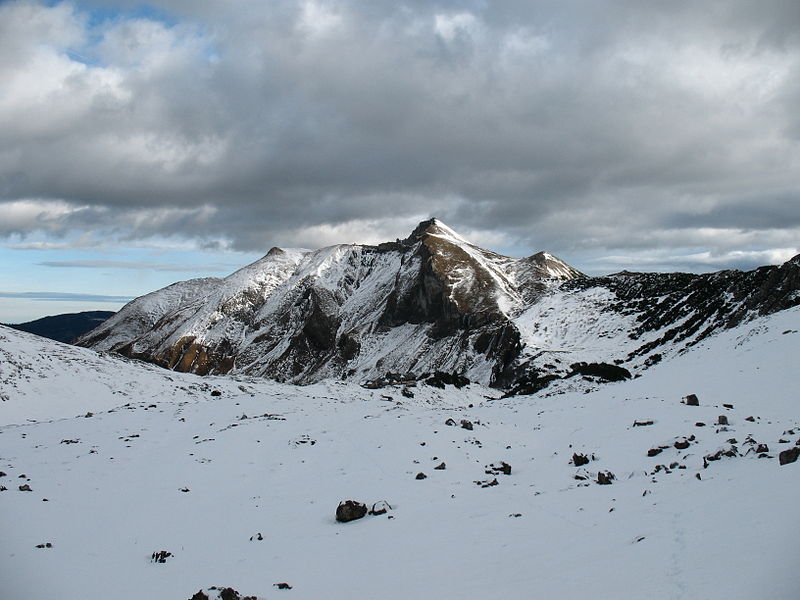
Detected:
left=5, top=310, right=116, bottom=343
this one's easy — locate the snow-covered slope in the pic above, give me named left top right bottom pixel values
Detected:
left=512, top=256, right=800, bottom=385
left=2, top=308, right=799, bottom=599
left=0, top=326, right=218, bottom=423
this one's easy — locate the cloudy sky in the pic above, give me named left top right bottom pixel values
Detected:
left=2, top=0, right=799, bottom=322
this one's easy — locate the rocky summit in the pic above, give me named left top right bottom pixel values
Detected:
left=76, top=219, right=800, bottom=390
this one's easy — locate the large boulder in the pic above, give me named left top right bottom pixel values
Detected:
left=779, top=447, right=800, bottom=466
left=336, top=500, right=368, bottom=523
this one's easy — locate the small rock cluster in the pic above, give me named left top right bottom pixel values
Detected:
left=150, top=550, right=172, bottom=563
left=189, top=587, right=257, bottom=600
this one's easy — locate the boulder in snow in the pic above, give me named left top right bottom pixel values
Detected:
left=336, top=500, right=368, bottom=522
left=369, top=500, right=392, bottom=516
left=572, top=453, right=590, bottom=466
left=779, top=447, right=800, bottom=466
left=597, top=471, right=615, bottom=485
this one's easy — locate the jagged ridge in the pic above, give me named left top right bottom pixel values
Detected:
left=76, top=219, right=800, bottom=390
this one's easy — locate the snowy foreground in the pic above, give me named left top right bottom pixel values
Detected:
left=1, top=310, right=799, bottom=600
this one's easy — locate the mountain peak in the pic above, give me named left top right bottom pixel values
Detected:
left=406, top=218, right=471, bottom=246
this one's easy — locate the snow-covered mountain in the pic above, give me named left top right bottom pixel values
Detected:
left=76, top=219, right=800, bottom=391
left=75, top=219, right=582, bottom=385
left=2, top=306, right=799, bottom=599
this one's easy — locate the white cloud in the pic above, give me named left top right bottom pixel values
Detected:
left=0, top=199, right=87, bottom=235
left=434, top=12, right=479, bottom=43
left=298, top=1, right=343, bottom=38
left=588, top=247, right=798, bottom=274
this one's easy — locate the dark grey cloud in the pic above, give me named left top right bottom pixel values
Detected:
left=1, top=0, right=798, bottom=272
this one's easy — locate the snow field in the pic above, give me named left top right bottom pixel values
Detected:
left=1, top=308, right=798, bottom=599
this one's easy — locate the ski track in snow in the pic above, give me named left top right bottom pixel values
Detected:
left=0, top=309, right=799, bottom=599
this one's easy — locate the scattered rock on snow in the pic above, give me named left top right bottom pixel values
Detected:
left=196, top=587, right=256, bottom=600
left=633, top=420, right=654, bottom=427
left=293, top=435, right=316, bottom=446
left=460, top=419, right=474, bottom=431
left=486, top=461, right=512, bottom=475
left=274, top=582, right=293, bottom=590
left=568, top=362, right=631, bottom=381
left=717, top=415, right=729, bottom=425
left=150, top=550, right=172, bottom=563
left=572, top=453, right=590, bottom=466
left=779, top=447, right=800, bottom=466
left=425, top=371, right=470, bottom=389
left=684, top=394, right=699, bottom=406
left=674, top=439, right=690, bottom=450
left=597, top=471, right=615, bottom=485
left=475, top=478, right=499, bottom=488
left=336, top=500, right=368, bottom=522
left=434, top=462, right=446, bottom=470
left=18, top=484, right=32, bottom=492
left=415, top=472, right=428, bottom=480
left=703, top=444, right=739, bottom=467
left=647, top=448, right=663, bottom=457
left=369, top=500, right=392, bottom=516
